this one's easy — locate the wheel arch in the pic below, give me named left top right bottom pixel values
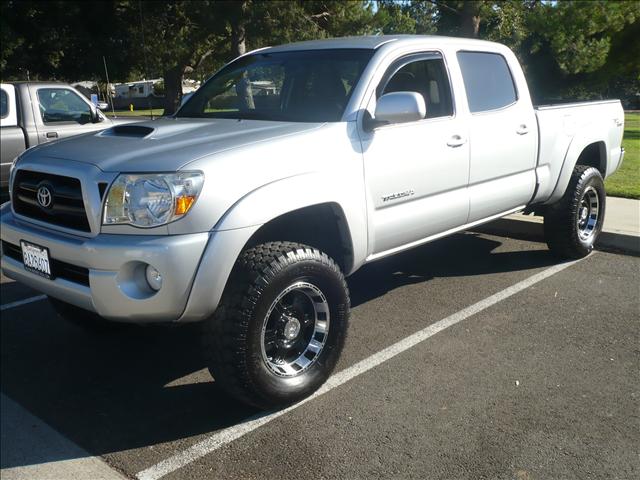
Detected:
left=213, top=173, right=367, bottom=275
left=575, top=141, right=607, bottom=177
left=244, top=202, right=355, bottom=273
left=546, top=133, right=609, bottom=205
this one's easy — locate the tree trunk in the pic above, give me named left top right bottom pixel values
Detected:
left=460, top=1, right=481, bottom=38
left=230, top=0, right=249, bottom=57
left=230, top=0, right=254, bottom=110
left=163, top=66, right=183, bottom=115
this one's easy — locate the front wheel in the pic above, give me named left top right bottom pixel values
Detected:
left=203, top=242, right=350, bottom=409
left=543, top=165, right=606, bottom=259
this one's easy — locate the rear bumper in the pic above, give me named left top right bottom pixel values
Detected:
left=0, top=205, right=209, bottom=322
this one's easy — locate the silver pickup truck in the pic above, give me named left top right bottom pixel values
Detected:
left=0, top=36, right=625, bottom=409
left=0, top=82, right=129, bottom=191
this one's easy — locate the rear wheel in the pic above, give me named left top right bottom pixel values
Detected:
left=543, top=165, right=606, bottom=259
left=203, top=241, right=350, bottom=409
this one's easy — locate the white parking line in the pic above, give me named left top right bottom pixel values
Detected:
left=1, top=393, right=127, bottom=480
left=0, top=295, right=47, bottom=312
left=136, top=257, right=585, bottom=480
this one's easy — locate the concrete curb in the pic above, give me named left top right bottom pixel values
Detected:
left=477, top=216, right=640, bottom=256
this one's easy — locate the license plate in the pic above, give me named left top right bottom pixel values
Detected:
left=20, top=240, right=53, bottom=279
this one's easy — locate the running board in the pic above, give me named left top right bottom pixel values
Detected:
left=365, top=206, right=526, bottom=263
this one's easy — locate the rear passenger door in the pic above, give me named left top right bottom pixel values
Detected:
left=361, top=53, right=470, bottom=256
left=457, top=51, right=537, bottom=222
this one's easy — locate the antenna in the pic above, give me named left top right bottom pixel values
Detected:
left=138, top=0, right=154, bottom=119
left=103, top=56, right=117, bottom=118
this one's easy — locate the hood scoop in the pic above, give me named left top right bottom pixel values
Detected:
left=101, top=125, right=155, bottom=138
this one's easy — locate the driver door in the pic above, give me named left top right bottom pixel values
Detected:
left=33, top=87, right=105, bottom=143
left=360, top=53, right=470, bottom=257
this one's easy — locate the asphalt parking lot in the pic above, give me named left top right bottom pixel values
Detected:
left=1, top=231, right=638, bottom=480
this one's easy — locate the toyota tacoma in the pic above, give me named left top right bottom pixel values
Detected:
left=0, top=36, right=625, bottom=409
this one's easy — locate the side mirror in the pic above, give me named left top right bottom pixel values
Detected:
left=97, top=101, right=109, bottom=110
left=366, top=92, right=426, bottom=130
left=89, top=104, right=104, bottom=123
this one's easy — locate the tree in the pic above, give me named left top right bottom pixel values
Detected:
left=125, top=0, right=227, bottom=115
left=526, top=0, right=639, bottom=76
left=522, top=0, right=639, bottom=101
left=375, top=0, right=437, bottom=34
left=2, top=0, right=637, bottom=109
left=433, top=0, right=492, bottom=38
left=0, top=0, right=132, bottom=81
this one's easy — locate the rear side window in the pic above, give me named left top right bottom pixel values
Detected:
left=0, top=89, right=8, bottom=119
left=380, top=56, right=454, bottom=119
left=457, top=51, right=517, bottom=113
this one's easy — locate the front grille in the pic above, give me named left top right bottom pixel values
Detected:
left=1, top=241, right=90, bottom=286
left=12, top=170, right=91, bottom=232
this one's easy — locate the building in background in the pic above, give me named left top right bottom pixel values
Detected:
left=72, top=78, right=201, bottom=111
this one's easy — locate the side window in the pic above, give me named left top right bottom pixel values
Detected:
left=380, top=57, right=453, bottom=119
left=37, top=88, right=92, bottom=125
left=457, top=51, right=517, bottom=113
left=0, top=89, right=8, bottom=119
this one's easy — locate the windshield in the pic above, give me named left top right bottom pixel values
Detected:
left=177, top=49, right=373, bottom=122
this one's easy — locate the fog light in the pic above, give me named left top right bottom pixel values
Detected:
left=145, top=265, right=163, bottom=291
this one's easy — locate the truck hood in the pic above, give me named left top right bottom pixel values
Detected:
left=25, top=118, right=323, bottom=172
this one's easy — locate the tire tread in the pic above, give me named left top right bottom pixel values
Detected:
left=203, top=241, right=348, bottom=408
left=544, top=165, right=605, bottom=259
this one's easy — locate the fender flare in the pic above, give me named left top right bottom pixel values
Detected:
left=214, top=172, right=368, bottom=274
left=546, top=126, right=608, bottom=205
left=178, top=173, right=367, bottom=321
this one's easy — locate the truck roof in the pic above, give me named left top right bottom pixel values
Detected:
left=5, top=81, right=71, bottom=87
left=264, top=34, right=501, bottom=53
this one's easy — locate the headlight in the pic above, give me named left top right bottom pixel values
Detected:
left=103, top=172, right=204, bottom=227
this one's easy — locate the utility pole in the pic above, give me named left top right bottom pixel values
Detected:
left=103, top=56, right=117, bottom=117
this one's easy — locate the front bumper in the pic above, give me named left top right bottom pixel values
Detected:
left=1, top=206, right=209, bottom=323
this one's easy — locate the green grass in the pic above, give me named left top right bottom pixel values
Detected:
left=105, top=108, right=164, bottom=117
left=605, top=112, right=640, bottom=199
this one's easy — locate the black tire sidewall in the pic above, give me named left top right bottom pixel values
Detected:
left=544, top=166, right=607, bottom=259
left=244, top=258, right=349, bottom=405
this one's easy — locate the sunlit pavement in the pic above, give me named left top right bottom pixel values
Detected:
left=1, top=232, right=638, bottom=480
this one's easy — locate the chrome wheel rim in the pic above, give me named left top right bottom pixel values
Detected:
left=577, top=186, right=599, bottom=241
left=261, top=282, right=330, bottom=377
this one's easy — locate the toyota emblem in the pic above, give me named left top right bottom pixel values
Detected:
left=37, top=185, right=53, bottom=209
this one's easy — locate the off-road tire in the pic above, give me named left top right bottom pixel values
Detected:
left=543, top=165, right=606, bottom=259
left=203, top=241, right=350, bottom=409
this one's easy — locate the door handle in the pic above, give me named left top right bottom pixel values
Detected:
left=516, top=124, right=529, bottom=135
left=446, top=134, right=466, bottom=148
left=46, top=132, right=58, bottom=139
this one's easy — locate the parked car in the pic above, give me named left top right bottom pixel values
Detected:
left=0, top=36, right=625, bottom=409
left=0, top=82, right=136, bottom=191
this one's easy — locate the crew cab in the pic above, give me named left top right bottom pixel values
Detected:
left=0, top=82, right=132, bottom=190
left=0, top=36, right=625, bottom=409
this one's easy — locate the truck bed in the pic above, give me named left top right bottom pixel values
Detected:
left=531, top=99, right=625, bottom=204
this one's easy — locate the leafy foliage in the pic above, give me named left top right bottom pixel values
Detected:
left=527, top=0, right=638, bottom=75
left=1, top=0, right=638, bottom=111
